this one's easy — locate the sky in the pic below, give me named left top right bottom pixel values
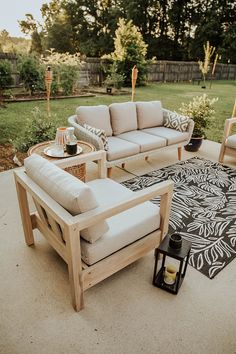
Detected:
left=0, top=0, right=50, bottom=37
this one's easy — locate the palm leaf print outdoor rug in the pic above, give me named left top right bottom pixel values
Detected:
left=122, top=157, right=236, bottom=279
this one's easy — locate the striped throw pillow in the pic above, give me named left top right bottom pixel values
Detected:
left=84, top=124, right=109, bottom=151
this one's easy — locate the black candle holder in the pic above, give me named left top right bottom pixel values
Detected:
left=169, top=233, right=182, bottom=249
left=153, top=235, right=191, bottom=294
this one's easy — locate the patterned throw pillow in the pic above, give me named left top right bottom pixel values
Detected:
left=84, top=123, right=109, bottom=151
left=164, top=110, right=189, bottom=132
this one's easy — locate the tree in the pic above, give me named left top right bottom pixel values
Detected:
left=16, top=0, right=236, bottom=62
left=219, top=23, right=236, bottom=64
left=19, top=14, right=44, bottom=54
left=30, top=31, right=43, bottom=54
left=119, top=0, right=160, bottom=58
left=18, top=13, right=38, bottom=35
left=111, top=18, right=147, bottom=86
left=46, top=18, right=75, bottom=53
left=63, top=0, right=121, bottom=56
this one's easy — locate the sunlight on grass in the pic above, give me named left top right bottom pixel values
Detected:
left=0, top=80, right=235, bottom=145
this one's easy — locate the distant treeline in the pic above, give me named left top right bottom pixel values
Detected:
left=16, top=0, right=235, bottom=64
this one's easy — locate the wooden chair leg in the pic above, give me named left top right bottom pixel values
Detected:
left=66, top=227, right=84, bottom=312
left=219, top=144, right=226, bottom=163
left=14, top=178, right=34, bottom=246
left=121, top=163, right=125, bottom=169
left=107, top=167, right=112, bottom=178
left=145, top=156, right=148, bottom=161
left=178, top=147, right=182, bottom=161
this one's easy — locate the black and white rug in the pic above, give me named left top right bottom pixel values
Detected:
left=122, top=157, right=236, bottom=279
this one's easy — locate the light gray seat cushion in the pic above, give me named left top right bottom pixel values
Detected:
left=81, top=178, right=161, bottom=265
left=225, top=135, right=236, bottom=149
left=109, top=102, right=138, bottom=135
left=24, top=154, right=109, bottom=243
left=142, top=127, right=189, bottom=145
left=106, top=136, right=139, bottom=161
left=76, top=105, right=113, bottom=137
left=136, top=101, right=163, bottom=129
left=118, top=131, right=166, bottom=152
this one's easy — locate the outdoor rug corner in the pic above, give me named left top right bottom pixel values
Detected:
left=122, top=157, right=236, bottom=279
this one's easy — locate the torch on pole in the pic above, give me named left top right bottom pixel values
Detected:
left=45, top=66, right=53, bottom=116
left=232, top=99, right=236, bottom=118
left=131, top=65, right=138, bottom=102
left=209, top=53, right=219, bottom=89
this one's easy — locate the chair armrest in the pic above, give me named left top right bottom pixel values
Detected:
left=53, top=150, right=107, bottom=178
left=68, top=115, right=104, bottom=150
left=15, top=168, right=173, bottom=240
left=222, top=117, right=236, bottom=140
left=53, top=150, right=106, bottom=168
left=73, top=180, right=174, bottom=235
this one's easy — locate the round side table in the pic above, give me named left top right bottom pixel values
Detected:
left=28, top=140, right=95, bottom=181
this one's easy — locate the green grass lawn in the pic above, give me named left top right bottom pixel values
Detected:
left=0, top=80, right=235, bottom=145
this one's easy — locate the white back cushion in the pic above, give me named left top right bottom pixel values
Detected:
left=109, top=102, right=137, bottom=135
left=24, top=154, right=109, bottom=243
left=136, top=101, right=163, bottom=129
left=76, top=105, right=112, bottom=137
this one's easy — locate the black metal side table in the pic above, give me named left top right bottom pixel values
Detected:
left=153, top=235, right=191, bottom=294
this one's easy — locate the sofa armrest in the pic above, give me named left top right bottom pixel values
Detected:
left=186, top=118, right=194, bottom=142
left=68, top=115, right=104, bottom=150
left=163, top=108, right=194, bottom=142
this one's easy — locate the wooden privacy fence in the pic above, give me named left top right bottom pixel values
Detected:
left=1, top=53, right=236, bottom=87
left=83, top=58, right=236, bottom=85
left=147, top=61, right=236, bottom=83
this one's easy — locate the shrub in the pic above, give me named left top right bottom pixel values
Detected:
left=104, top=62, right=124, bottom=89
left=179, top=94, right=218, bottom=138
left=13, top=107, right=60, bottom=152
left=18, top=54, right=42, bottom=95
left=60, top=65, right=79, bottom=95
left=40, top=49, right=82, bottom=95
left=0, top=60, right=13, bottom=95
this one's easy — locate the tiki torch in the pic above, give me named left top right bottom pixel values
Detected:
left=45, top=66, right=53, bottom=115
left=131, top=65, right=138, bottom=102
left=232, top=99, right=236, bottom=118
left=210, top=53, right=219, bottom=89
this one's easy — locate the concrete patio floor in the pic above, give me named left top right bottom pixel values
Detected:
left=1, top=140, right=236, bottom=354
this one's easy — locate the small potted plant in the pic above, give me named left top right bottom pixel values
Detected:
left=104, top=62, right=124, bottom=94
left=179, top=94, right=218, bottom=152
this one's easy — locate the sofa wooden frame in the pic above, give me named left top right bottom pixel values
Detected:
left=219, top=117, right=236, bottom=163
left=14, top=151, right=173, bottom=312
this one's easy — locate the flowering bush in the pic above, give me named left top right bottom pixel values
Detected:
left=13, top=107, right=60, bottom=152
left=179, top=94, right=218, bottom=138
left=40, top=49, right=82, bottom=94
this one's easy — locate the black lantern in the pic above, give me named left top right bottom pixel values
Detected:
left=153, top=234, right=191, bottom=294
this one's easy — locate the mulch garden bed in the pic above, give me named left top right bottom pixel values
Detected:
left=3, top=92, right=95, bottom=103
left=0, top=144, right=27, bottom=172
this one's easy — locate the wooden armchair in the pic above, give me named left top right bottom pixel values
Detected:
left=14, top=150, right=173, bottom=312
left=219, top=117, right=236, bottom=163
